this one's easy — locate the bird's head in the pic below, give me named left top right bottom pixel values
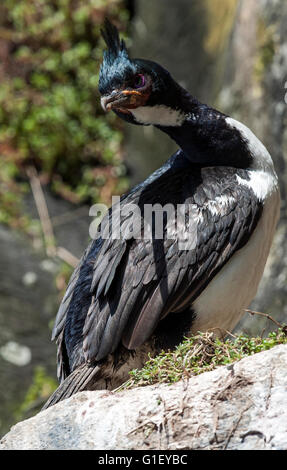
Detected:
left=99, top=20, right=187, bottom=127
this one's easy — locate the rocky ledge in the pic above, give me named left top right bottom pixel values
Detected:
left=1, top=344, right=287, bottom=450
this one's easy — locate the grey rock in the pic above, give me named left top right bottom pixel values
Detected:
left=1, top=345, right=287, bottom=450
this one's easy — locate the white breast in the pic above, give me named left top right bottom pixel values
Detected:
left=192, top=118, right=280, bottom=335
left=192, top=190, right=280, bottom=335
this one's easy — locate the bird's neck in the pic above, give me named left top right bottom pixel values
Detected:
left=156, top=93, right=252, bottom=169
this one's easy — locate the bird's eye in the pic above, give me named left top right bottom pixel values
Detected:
left=133, top=74, right=145, bottom=89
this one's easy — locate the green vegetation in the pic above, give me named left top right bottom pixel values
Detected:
left=0, top=0, right=129, bottom=229
left=15, top=366, right=58, bottom=421
left=14, top=329, right=287, bottom=416
left=204, top=0, right=238, bottom=56
left=120, top=329, right=287, bottom=390
left=254, top=18, right=276, bottom=83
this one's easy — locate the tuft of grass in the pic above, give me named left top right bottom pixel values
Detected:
left=120, top=329, right=287, bottom=391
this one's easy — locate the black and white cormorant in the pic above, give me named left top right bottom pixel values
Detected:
left=43, top=20, right=280, bottom=408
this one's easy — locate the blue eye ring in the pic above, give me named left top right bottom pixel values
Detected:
left=133, top=74, right=145, bottom=89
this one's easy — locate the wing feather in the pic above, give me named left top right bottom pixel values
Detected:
left=54, top=160, right=263, bottom=375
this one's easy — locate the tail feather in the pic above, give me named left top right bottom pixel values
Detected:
left=42, top=364, right=101, bottom=410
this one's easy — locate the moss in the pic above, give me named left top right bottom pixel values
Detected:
left=203, top=0, right=238, bottom=56
left=254, top=17, right=276, bottom=83
left=201, top=0, right=238, bottom=101
left=119, top=329, right=287, bottom=391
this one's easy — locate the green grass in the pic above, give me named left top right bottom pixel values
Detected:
left=119, top=328, right=287, bottom=391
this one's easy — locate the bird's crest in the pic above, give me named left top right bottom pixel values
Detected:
left=101, top=18, right=128, bottom=65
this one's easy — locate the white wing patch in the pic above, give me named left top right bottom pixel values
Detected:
left=205, top=195, right=236, bottom=217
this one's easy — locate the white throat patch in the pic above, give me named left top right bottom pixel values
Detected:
left=131, top=105, right=185, bottom=127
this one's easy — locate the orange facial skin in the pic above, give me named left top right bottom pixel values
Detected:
left=101, top=85, right=151, bottom=114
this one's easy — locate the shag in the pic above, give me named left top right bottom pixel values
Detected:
left=43, top=20, right=280, bottom=408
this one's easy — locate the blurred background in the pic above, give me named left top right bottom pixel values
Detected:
left=0, top=0, right=286, bottom=436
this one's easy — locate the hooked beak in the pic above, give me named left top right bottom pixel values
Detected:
left=101, top=89, right=146, bottom=113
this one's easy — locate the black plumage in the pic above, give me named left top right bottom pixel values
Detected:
left=43, top=20, right=277, bottom=409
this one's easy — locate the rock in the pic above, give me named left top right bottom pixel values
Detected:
left=1, top=344, right=287, bottom=450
